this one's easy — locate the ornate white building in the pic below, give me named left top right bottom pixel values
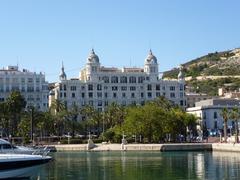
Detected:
left=0, top=66, right=49, bottom=111
left=50, top=49, right=186, bottom=112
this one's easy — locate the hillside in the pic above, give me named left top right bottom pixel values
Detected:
left=163, top=48, right=240, bottom=95
left=163, top=49, right=240, bottom=78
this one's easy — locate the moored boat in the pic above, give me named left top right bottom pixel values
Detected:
left=0, top=154, right=52, bottom=179
left=0, top=138, right=50, bottom=155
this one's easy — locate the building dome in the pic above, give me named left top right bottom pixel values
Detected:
left=87, top=49, right=100, bottom=63
left=145, top=49, right=157, bottom=64
left=59, top=62, right=67, bottom=80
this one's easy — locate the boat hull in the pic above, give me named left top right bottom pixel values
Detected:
left=0, top=155, right=52, bottom=179
left=0, top=165, right=42, bottom=179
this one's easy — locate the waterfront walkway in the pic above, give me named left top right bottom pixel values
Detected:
left=53, top=143, right=212, bottom=152
left=51, top=143, right=240, bottom=152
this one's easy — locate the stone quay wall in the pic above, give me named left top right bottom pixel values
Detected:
left=51, top=143, right=240, bottom=152
left=52, top=143, right=212, bottom=152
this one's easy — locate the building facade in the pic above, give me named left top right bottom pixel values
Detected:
left=186, top=92, right=215, bottom=108
left=50, top=49, right=186, bottom=113
left=218, top=87, right=240, bottom=99
left=0, top=66, right=49, bottom=111
left=187, top=98, right=240, bottom=132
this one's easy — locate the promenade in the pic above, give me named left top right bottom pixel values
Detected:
left=53, top=143, right=212, bottom=152
left=52, top=143, right=240, bottom=152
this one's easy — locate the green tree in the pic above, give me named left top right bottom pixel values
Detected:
left=65, top=104, right=81, bottom=137
left=230, top=107, right=240, bottom=143
left=80, top=105, right=97, bottom=134
left=0, top=102, right=10, bottom=134
left=221, top=108, right=229, bottom=143
left=6, top=91, right=26, bottom=136
left=17, top=112, right=31, bottom=144
left=104, top=102, right=126, bottom=129
left=123, top=106, right=145, bottom=140
left=50, top=99, right=67, bottom=136
left=153, top=96, right=175, bottom=110
left=35, top=111, right=55, bottom=139
left=120, top=97, right=197, bottom=143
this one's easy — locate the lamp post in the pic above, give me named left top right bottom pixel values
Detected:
left=102, top=110, right=105, bottom=141
left=68, top=132, right=70, bottom=144
left=102, top=115, right=105, bottom=135
left=30, top=106, right=34, bottom=143
left=27, top=105, right=35, bottom=144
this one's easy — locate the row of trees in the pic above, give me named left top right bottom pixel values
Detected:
left=0, top=91, right=26, bottom=136
left=221, top=107, right=240, bottom=143
left=106, top=97, right=197, bottom=143
left=0, top=91, right=198, bottom=143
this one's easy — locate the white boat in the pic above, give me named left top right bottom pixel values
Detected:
left=0, top=154, right=52, bottom=179
left=0, top=139, right=48, bottom=155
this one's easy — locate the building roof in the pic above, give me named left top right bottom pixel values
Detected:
left=195, top=98, right=240, bottom=107
left=186, top=92, right=208, bottom=96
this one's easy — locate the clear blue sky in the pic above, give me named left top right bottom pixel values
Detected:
left=0, top=0, right=240, bottom=82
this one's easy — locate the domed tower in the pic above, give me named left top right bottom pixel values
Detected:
left=178, top=65, right=185, bottom=82
left=59, top=62, right=67, bottom=81
left=85, top=49, right=100, bottom=82
left=144, top=49, right=159, bottom=81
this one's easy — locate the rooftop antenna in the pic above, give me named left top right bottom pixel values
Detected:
left=17, top=56, right=20, bottom=69
left=130, top=57, right=132, bottom=67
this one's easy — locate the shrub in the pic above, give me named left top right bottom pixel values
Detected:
left=93, top=139, right=103, bottom=144
left=60, top=138, right=83, bottom=144
left=103, top=129, right=115, bottom=141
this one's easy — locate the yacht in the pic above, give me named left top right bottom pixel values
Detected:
left=0, top=138, right=46, bottom=155
left=0, top=153, right=52, bottom=179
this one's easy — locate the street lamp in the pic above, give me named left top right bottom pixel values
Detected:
left=27, top=105, right=35, bottom=143
left=102, top=110, right=105, bottom=141
left=30, top=106, right=34, bottom=143
left=102, top=114, right=105, bottom=134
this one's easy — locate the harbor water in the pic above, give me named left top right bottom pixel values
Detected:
left=34, top=151, right=240, bottom=179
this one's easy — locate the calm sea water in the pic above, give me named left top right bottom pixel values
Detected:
left=34, top=151, right=240, bottom=180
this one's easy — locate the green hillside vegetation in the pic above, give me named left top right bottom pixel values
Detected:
left=163, top=49, right=240, bottom=95
left=203, top=65, right=240, bottom=76
left=188, top=78, right=240, bottom=96
left=163, top=50, right=236, bottom=79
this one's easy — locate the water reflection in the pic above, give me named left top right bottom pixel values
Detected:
left=34, top=151, right=240, bottom=180
left=195, top=153, right=205, bottom=178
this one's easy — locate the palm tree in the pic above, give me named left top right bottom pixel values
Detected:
left=230, top=107, right=240, bottom=143
left=6, top=91, right=26, bottom=136
left=221, top=108, right=229, bottom=143
left=50, top=99, right=67, bottom=136
left=50, top=99, right=66, bottom=114
left=104, top=102, right=125, bottom=129
left=67, top=104, right=80, bottom=138
left=0, top=102, right=10, bottom=135
left=80, top=105, right=97, bottom=134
